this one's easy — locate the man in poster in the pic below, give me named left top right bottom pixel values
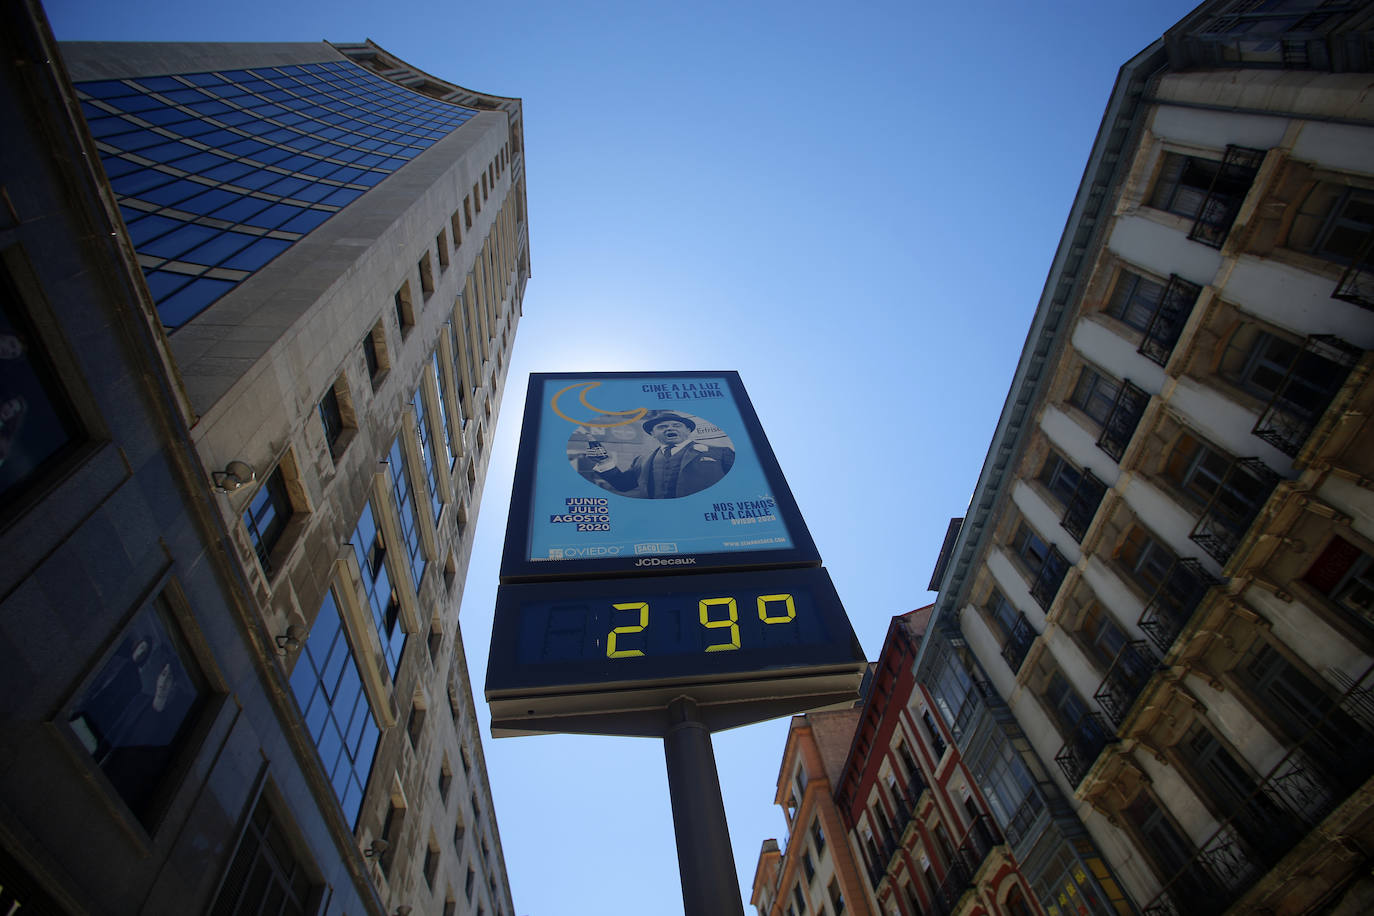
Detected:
left=576, top=410, right=734, bottom=499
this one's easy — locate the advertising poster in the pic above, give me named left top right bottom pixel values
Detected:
left=501, top=371, right=818, bottom=581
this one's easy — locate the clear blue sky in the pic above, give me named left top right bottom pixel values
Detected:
left=48, top=1, right=1202, bottom=912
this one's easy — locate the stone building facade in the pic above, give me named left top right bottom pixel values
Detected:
left=0, top=3, right=527, bottom=914
left=920, top=2, right=1374, bottom=914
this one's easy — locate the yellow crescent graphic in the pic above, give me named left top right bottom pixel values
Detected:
left=550, top=381, right=648, bottom=428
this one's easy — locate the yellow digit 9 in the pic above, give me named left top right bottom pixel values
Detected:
left=758, top=593, right=796, bottom=623
left=607, top=601, right=648, bottom=658
left=699, top=597, right=740, bottom=652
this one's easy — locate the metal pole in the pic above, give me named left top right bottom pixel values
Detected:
left=662, top=696, right=745, bottom=916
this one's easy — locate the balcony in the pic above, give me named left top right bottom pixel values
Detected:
left=1252, top=335, right=1361, bottom=457
left=1186, top=145, right=1265, bottom=249
left=1138, top=275, right=1202, bottom=366
left=1137, top=559, right=1219, bottom=655
left=1029, top=545, right=1070, bottom=611
left=1093, top=640, right=1161, bottom=728
left=960, top=813, right=1002, bottom=871
left=1187, top=458, right=1280, bottom=565
left=1095, top=380, right=1150, bottom=462
left=1060, top=469, right=1108, bottom=542
left=1331, top=229, right=1373, bottom=311
left=999, top=614, right=1036, bottom=675
left=933, top=852, right=973, bottom=915
left=1054, top=712, right=1113, bottom=788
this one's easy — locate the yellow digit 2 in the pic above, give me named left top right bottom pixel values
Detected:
left=700, top=597, right=740, bottom=652
left=758, top=593, right=796, bottom=623
left=607, top=602, right=649, bottom=658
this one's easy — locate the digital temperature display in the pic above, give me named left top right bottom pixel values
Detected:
left=486, top=567, right=866, bottom=735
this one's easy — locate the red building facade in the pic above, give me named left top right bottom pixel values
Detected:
left=835, top=608, right=1040, bottom=916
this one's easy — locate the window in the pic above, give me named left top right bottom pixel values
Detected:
left=463, top=195, right=472, bottom=229
left=1163, top=433, right=1234, bottom=507
left=802, top=850, right=816, bottom=882
left=1227, top=330, right=1348, bottom=417
left=811, top=819, right=826, bottom=855
left=1304, top=536, right=1374, bottom=626
left=451, top=209, right=463, bottom=248
left=977, top=739, right=1042, bottom=846
left=66, top=594, right=209, bottom=827
left=350, top=500, right=406, bottom=676
left=424, top=841, right=439, bottom=890
left=439, top=757, right=452, bottom=802
left=394, top=281, right=413, bottom=335
left=287, top=590, right=380, bottom=827
left=412, top=384, right=443, bottom=521
left=1108, top=269, right=1167, bottom=333
left=208, top=794, right=316, bottom=916
left=454, top=816, right=466, bottom=851
left=363, top=322, right=386, bottom=388
left=1070, top=368, right=1120, bottom=427
left=1150, top=147, right=1263, bottom=247
left=1121, top=791, right=1199, bottom=890
left=419, top=252, right=435, bottom=298
left=432, top=352, right=458, bottom=470
left=242, top=465, right=292, bottom=575
left=465, top=867, right=475, bottom=901
left=472, top=183, right=481, bottom=214
left=437, top=229, right=450, bottom=271
left=386, top=436, right=427, bottom=589
left=318, top=376, right=350, bottom=460
left=445, top=321, right=470, bottom=430
left=460, top=745, right=472, bottom=776
left=827, top=878, right=845, bottom=915
left=406, top=700, right=425, bottom=748
left=792, top=883, right=806, bottom=914
left=379, top=802, right=404, bottom=875
left=1314, top=189, right=1374, bottom=264
left=1117, top=525, right=1177, bottom=595
left=1039, top=453, right=1084, bottom=506
left=0, top=261, right=83, bottom=503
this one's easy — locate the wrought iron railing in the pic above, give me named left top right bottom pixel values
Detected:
left=1252, top=334, right=1361, bottom=457
left=1054, top=711, right=1113, bottom=787
left=1060, top=469, right=1108, bottom=542
left=962, top=813, right=1002, bottom=869
left=1003, top=795, right=1041, bottom=848
left=1187, top=457, right=1280, bottom=564
left=933, top=850, right=974, bottom=914
left=1137, top=558, right=1219, bottom=655
left=1142, top=665, right=1374, bottom=915
left=1332, top=229, right=1374, bottom=311
left=1094, top=640, right=1161, bottom=728
left=1000, top=613, right=1036, bottom=674
left=1095, top=380, right=1150, bottom=462
left=1030, top=545, right=1070, bottom=611
left=1139, top=275, right=1202, bottom=366
left=1186, top=145, right=1265, bottom=248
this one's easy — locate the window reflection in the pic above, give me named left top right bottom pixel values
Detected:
left=66, top=596, right=207, bottom=826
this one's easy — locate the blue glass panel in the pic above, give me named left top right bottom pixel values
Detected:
left=140, top=140, right=200, bottom=163
left=139, top=178, right=207, bottom=207
left=185, top=73, right=226, bottom=87
left=109, top=168, right=177, bottom=196
left=162, top=87, right=209, bottom=104
left=327, top=166, right=364, bottom=184
left=165, top=118, right=221, bottom=139
left=242, top=202, right=304, bottom=229
left=187, top=100, right=232, bottom=116
left=180, top=231, right=256, bottom=266
left=298, top=159, right=339, bottom=179
left=80, top=80, right=136, bottom=99
left=169, top=152, right=231, bottom=174
left=321, top=187, right=364, bottom=207
left=289, top=183, right=334, bottom=204
left=104, top=128, right=167, bottom=151
left=143, top=270, right=191, bottom=300
left=156, top=276, right=236, bottom=327
left=197, top=159, right=253, bottom=183
left=220, top=137, right=269, bottom=158
left=280, top=209, right=332, bottom=233
left=303, top=689, right=330, bottom=741
left=99, top=156, right=142, bottom=179
left=109, top=94, right=167, bottom=114
left=355, top=171, right=388, bottom=187
left=272, top=153, right=312, bottom=171
left=138, top=107, right=193, bottom=127
left=87, top=115, right=133, bottom=138
left=136, top=76, right=184, bottom=92
left=261, top=176, right=309, bottom=197
left=142, top=222, right=218, bottom=258
left=124, top=213, right=183, bottom=245
left=214, top=110, right=255, bottom=127
left=222, top=237, right=290, bottom=271
left=229, top=170, right=282, bottom=191
left=210, top=196, right=272, bottom=222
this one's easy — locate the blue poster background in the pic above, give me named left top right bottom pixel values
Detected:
left=525, top=375, right=795, bottom=563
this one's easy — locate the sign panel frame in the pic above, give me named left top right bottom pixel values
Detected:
left=485, top=567, right=866, bottom=737
left=499, top=371, right=820, bottom=584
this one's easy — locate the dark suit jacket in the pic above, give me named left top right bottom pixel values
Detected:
left=577, top=443, right=734, bottom=498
